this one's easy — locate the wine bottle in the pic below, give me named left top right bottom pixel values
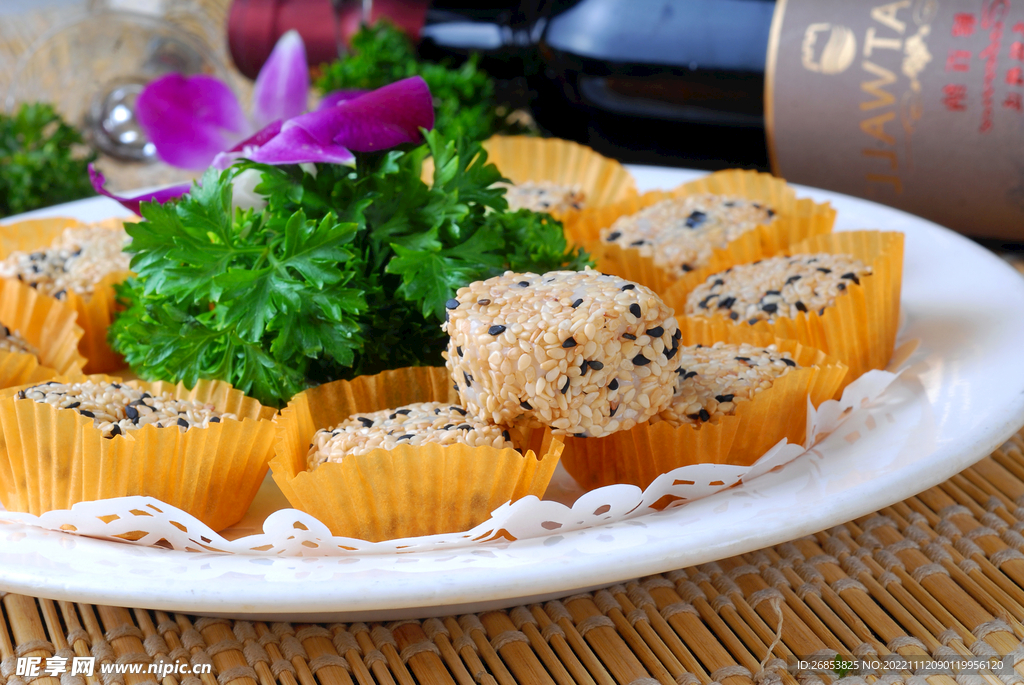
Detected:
left=536, top=0, right=1024, bottom=239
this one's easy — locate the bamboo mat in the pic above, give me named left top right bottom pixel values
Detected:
left=1, top=431, right=1024, bottom=685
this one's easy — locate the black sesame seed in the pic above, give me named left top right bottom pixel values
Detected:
left=395, top=409, right=411, bottom=415
left=841, top=272, right=860, bottom=284
left=715, top=394, right=735, bottom=403
left=519, top=281, right=530, bottom=287
left=735, top=356, right=750, bottom=362
left=397, top=434, right=413, bottom=441
left=672, top=329, right=681, bottom=340
left=588, top=360, right=604, bottom=371
left=109, top=425, right=122, bottom=437
left=561, top=378, right=571, bottom=394
left=687, top=413, right=701, bottom=420
left=685, top=210, right=708, bottom=228
left=125, top=406, right=139, bottom=420
left=111, top=383, right=121, bottom=389
left=457, top=424, right=472, bottom=431
left=571, top=298, right=584, bottom=308
left=765, top=290, right=780, bottom=296
left=562, top=337, right=577, bottom=348
left=463, top=371, right=473, bottom=385
left=456, top=346, right=463, bottom=357
left=723, top=201, right=735, bottom=207
left=730, top=312, right=739, bottom=320
left=684, top=371, right=697, bottom=379
left=210, top=416, right=221, bottom=423
left=80, top=410, right=95, bottom=418
left=630, top=240, right=646, bottom=246
left=573, top=433, right=587, bottom=438
left=452, top=406, right=468, bottom=415
left=699, top=296, right=714, bottom=309
left=389, top=413, right=398, bottom=420
left=607, top=231, right=621, bottom=241
left=837, top=283, right=846, bottom=291
left=16, top=390, right=25, bottom=400
left=645, top=326, right=664, bottom=338
left=767, top=208, right=776, bottom=218
left=520, top=400, right=532, bottom=410
left=477, top=299, right=491, bottom=306
left=488, top=324, right=506, bottom=336
left=621, top=284, right=636, bottom=291
left=609, top=405, right=617, bottom=417
left=748, top=318, right=760, bottom=325
left=762, top=303, right=778, bottom=314
left=817, top=267, right=832, bottom=274
left=628, top=303, right=642, bottom=318
left=718, top=297, right=736, bottom=309
left=632, top=353, right=651, bottom=366
left=666, top=345, right=678, bottom=360
left=580, top=360, right=589, bottom=374
left=503, top=430, right=511, bottom=441
left=795, top=301, right=808, bottom=312
left=699, top=409, right=711, bottom=422
left=608, top=379, right=619, bottom=390
left=66, top=401, right=79, bottom=409
left=176, top=417, right=189, bottom=428
left=681, top=264, right=693, bottom=272
left=53, top=289, right=66, bottom=300
left=623, top=333, right=637, bottom=340
left=434, top=408, right=441, bottom=414
left=786, top=275, right=802, bottom=285
left=819, top=308, right=826, bottom=316
left=713, top=279, right=725, bottom=287
left=677, top=368, right=686, bottom=375
left=445, top=298, right=460, bottom=310
left=443, top=424, right=453, bottom=430
left=782, top=358, right=796, bottom=367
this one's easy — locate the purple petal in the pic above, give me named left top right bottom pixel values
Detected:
left=268, top=76, right=434, bottom=157
left=246, top=126, right=355, bottom=166
left=136, top=74, right=250, bottom=170
left=252, top=30, right=310, bottom=130
left=317, top=89, right=367, bottom=110
left=89, top=164, right=191, bottom=215
left=212, top=120, right=284, bottom=169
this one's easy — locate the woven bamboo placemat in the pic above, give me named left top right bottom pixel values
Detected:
left=2, top=430, right=1024, bottom=685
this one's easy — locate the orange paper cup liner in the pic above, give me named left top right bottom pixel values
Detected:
left=674, top=230, right=904, bottom=391
left=0, top=278, right=86, bottom=388
left=0, top=217, right=134, bottom=373
left=564, top=169, right=836, bottom=297
left=271, top=366, right=564, bottom=542
left=0, top=375, right=277, bottom=531
left=481, top=135, right=638, bottom=221
left=560, top=321, right=847, bottom=491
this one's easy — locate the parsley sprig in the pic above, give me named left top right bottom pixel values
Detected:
left=0, top=103, right=96, bottom=217
left=110, top=131, right=590, bottom=406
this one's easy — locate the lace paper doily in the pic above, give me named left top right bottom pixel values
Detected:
left=0, top=369, right=900, bottom=556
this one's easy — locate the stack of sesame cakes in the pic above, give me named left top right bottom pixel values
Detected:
left=0, top=152, right=904, bottom=542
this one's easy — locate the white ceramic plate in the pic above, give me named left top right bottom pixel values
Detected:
left=1, top=166, right=1023, bottom=621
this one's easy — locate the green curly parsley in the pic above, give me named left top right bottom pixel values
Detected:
left=110, top=131, right=590, bottom=407
left=0, top=103, right=97, bottom=217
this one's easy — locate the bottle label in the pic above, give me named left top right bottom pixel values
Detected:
left=767, top=0, right=1024, bottom=238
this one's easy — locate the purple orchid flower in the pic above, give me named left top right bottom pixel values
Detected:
left=89, top=75, right=435, bottom=214
left=88, top=165, right=192, bottom=216
left=136, top=29, right=311, bottom=171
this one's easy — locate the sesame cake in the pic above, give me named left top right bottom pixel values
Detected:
left=18, top=380, right=236, bottom=439
left=656, top=342, right=798, bottom=427
left=600, top=194, right=775, bottom=275
left=442, top=268, right=681, bottom=437
left=306, top=401, right=514, bottom=469
left=0, top=326, right=37, bottom=357
left=0, top=226, right=131, bottom=299
left=499, top=181, right=586, bottom=214
left=685, top=253, right=873, bottom=324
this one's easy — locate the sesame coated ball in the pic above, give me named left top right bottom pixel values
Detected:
left=442, top=269, right=682, bottom=437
